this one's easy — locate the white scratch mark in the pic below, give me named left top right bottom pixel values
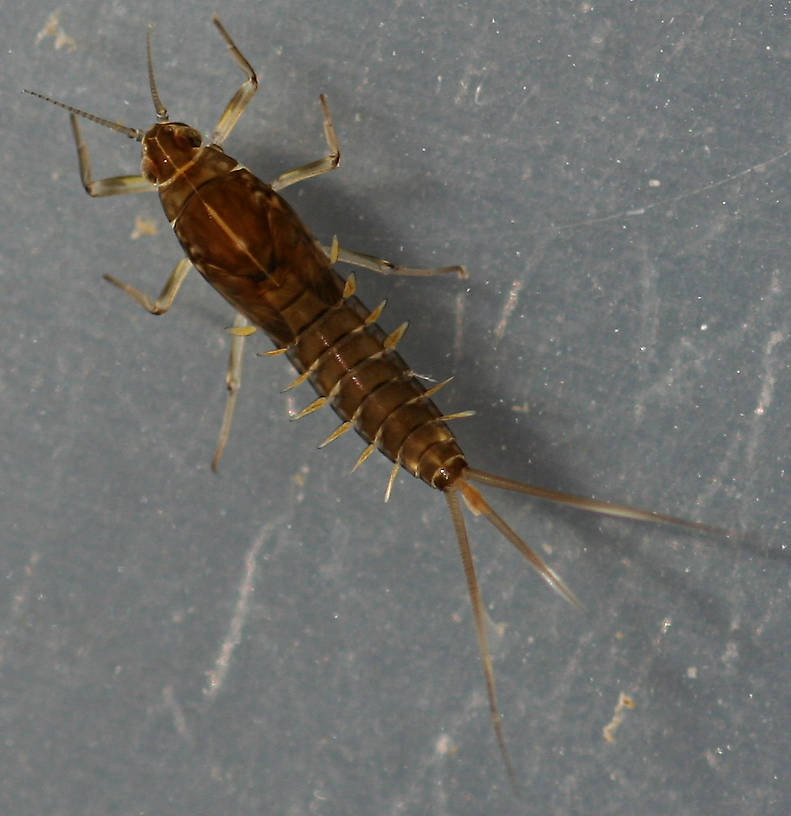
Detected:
left=744, top=321, right=788, bottom=475
left=203, top=521, right=276, bottom=700
left=452, top=289, right=466, bottom=365
left=752, top=329, right=785, bottom=418
left=163, top=684, right=193, bottom=743
left=744, top=269, right=788, bottom=473
left=556, top=149, right=791, bottom=231
left=492, top=279, right=522, bottom=343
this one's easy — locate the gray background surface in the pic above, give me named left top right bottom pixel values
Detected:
left=3, top=1, right=790, bottom=814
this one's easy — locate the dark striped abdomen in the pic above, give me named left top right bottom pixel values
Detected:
left=287, top=274, right=468, bottom=490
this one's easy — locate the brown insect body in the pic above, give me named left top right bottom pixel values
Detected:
left=26, top=17, right=732, bottom=793
left=148, top=122, right=466, bottom=489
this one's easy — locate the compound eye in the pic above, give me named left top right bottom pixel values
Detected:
left=185, top=128, right=202, bottom=147
left=141, top=155, right=158, bottom=183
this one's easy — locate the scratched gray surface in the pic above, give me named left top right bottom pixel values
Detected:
left=2, top=1, right=790, bottom=815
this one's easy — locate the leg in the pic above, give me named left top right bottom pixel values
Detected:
left=271, top=95, right=341, bottom=191
left=211, top=312, right=250, bottom=471
left=71, top=114, right=153, bottom=196
left=210, top=15, right=259, bottom=146
left=104, top=257, right=192, bottom=315
left=210, top=20, right=338, bottom=181
left=321, top=241, right=466, bottom=278
left=268, top=93, right=462, bottom=276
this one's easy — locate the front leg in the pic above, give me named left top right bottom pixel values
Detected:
left=210, top=15, right=259, bottom=146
